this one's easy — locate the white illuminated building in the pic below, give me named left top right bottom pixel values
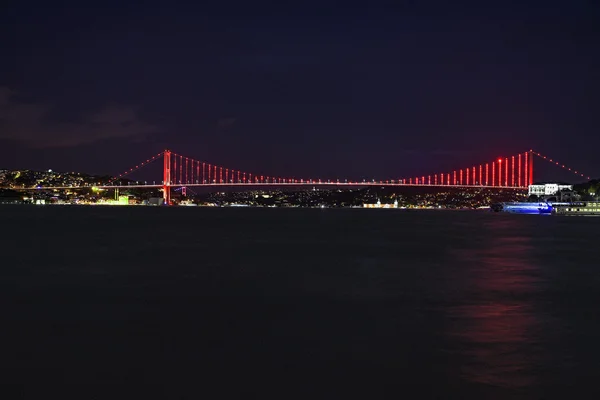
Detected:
left=363, top=199, right=399, bottom=208
left=528, top=183, right=573, bottom=196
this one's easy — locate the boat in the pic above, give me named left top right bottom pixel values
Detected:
left=553, top=201, right=600, bottom=216
left=491, top=202, right=553, bottom=214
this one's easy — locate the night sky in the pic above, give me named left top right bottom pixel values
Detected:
left=1, top=0, right=598, bottom=182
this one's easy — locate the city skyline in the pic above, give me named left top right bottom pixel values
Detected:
left=1, top=0, right=598, bottom=181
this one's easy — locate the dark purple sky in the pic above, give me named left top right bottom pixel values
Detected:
left=1, top=0, right=598, bottom=182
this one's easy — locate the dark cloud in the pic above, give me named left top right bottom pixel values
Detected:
left=0, top=87, right=15, bottom=106
left=0, top=87, right=159, bottom=148
left=217, top=117, right=237, bottom=130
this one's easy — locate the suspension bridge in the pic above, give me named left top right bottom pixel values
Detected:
left=11, top=149, right=592, bottom=205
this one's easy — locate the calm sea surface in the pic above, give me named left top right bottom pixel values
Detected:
left=1, top=206, right=599, bottom=398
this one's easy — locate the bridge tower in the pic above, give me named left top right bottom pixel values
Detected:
left=528, top=149, right=534, bottom=186
left=163, top=150, right=171, bottom=205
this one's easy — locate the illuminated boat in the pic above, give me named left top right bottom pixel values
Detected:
left=553, top=201, right=600, bottom=216
left=492, top=202, right=553, bottom=214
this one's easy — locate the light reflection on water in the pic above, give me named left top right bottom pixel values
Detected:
left=448, top=217, right=542, bottom=389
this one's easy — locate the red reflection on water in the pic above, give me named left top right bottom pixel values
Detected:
left=448, top=220, right=541, bottom=389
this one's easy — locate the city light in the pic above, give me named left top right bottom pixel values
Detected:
left=4, top=148, right=593, bottom=209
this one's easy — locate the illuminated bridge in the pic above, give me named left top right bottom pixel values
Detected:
left=7, top=149, right=592, bottom=205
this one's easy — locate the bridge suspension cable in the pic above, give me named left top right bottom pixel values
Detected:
left=108, top=151, right=164, bottom=183
left=169, top=151, right=328, bottom=185
left=400, top=150, right=533, bottom=189
left=530, top=150, right=591, bottom=180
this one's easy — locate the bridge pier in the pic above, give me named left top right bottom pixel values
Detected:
left=163, top=184, right=171, bottom=205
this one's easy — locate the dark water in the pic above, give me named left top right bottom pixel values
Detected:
left=1, top=206, right=599, bottom=398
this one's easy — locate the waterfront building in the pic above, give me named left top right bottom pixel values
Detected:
left=363, top=199, right=399, bottom=209
left=528, top=183, right=573, bottom=196
left=0, top=196, right=21, bottom=204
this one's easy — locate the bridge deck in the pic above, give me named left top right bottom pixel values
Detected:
left=4, top=183, right=528, bottom=190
